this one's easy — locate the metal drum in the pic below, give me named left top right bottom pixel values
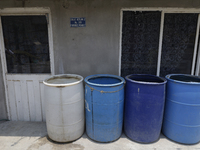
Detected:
left=124, top=74, right=167, bottom=143
left=162, top=74, right=200, bottom=144
left=43, top=74, right=84, bottom=142
left=84, top=74, right=125, bottom=142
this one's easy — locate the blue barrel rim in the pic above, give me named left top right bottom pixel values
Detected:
left=84, top=74, right=125, bottom=87
left=166, top=74, right=200, bottom=85
left=125, top=74, right=167, bottom=85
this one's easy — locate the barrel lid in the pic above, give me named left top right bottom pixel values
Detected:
left=166, top=74, right=200, bottom=84
left=43, top=74, right=83, bottom=87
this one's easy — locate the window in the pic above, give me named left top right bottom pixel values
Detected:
left=2, top=15, right=50, bottom=73
left=160, top=13, right=198, bottom=77
left=121, top=10, right=200, bottom=77
left=121, top=11, right=161, bottom=77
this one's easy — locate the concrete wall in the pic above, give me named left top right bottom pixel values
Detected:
left=0, top=0, right=200, bottom=77
left=0, top=0, right=199, bottom=77
left=0, top=0, right=200, bottom=119
left=47, top=0, right=200, bottom=77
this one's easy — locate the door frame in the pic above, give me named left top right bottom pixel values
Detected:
left=119, top=7, right=200, bottom=76
left=0, top=7, right=55, bottom=120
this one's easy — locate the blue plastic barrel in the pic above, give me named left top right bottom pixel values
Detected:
left=124, top=74, right=167, bottom=143
left=162, top=74, right=200, bottom=144
left=84, top=74, right=125, bottom=142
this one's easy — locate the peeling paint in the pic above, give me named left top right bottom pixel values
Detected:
left=85, top=99, right=90, bottom=112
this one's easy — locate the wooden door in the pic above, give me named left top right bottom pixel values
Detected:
left=0, top=14, right=54, bottom=121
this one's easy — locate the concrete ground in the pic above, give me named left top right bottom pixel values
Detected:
left=0, top=121, right=200, bottom=150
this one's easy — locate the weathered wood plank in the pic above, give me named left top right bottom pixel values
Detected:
left=21, top=80, right=30, bottom=121
left=27, top=81, right=36, bottom=121
left=14, top=81, right=23, bottom=121
left=40, top=81, right=46, bottom=121
left=7, top=81, right=18, bottom=121
left=33, top=80, right=42, bottom=122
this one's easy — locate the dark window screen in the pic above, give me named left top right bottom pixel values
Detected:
left=121, top=11, right=161, bottom=77
left=160, top=13, right=198, bottom=77
left=2, top=16, right=50, bottom=73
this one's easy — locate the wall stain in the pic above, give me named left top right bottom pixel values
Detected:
left=75, top=0, right=85, bottom=6
left=27, top=136, right=84, bottom=150
left=192, top=0, right=200, bottom=7
left=62, top=0, right=70, bottom=9
left=62, top=0, right=84, bottom=9
left=86, top=0, right=94, bottom=7
left=103, top=0, right=111, bottom=7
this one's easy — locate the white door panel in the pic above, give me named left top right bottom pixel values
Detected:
left=6, top=74, right=50, bottom=121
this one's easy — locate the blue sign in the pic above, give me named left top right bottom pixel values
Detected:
left=70, top=17, right=86, bottom=27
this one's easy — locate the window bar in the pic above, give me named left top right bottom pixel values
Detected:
left=195, top=26, right=200, bottom=75
left=156, top=11, right=165, bottom=76
left=119, top=10, right=123, bottom=76
left=191, top=14, right=200, bottom=75
left=195, top=43, right=200, bottom=76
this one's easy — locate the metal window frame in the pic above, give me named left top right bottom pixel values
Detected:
left=119, top=8, right=200, bottom=76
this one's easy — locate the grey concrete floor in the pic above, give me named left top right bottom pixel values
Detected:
left=0, top=121, right=200, bottom=150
